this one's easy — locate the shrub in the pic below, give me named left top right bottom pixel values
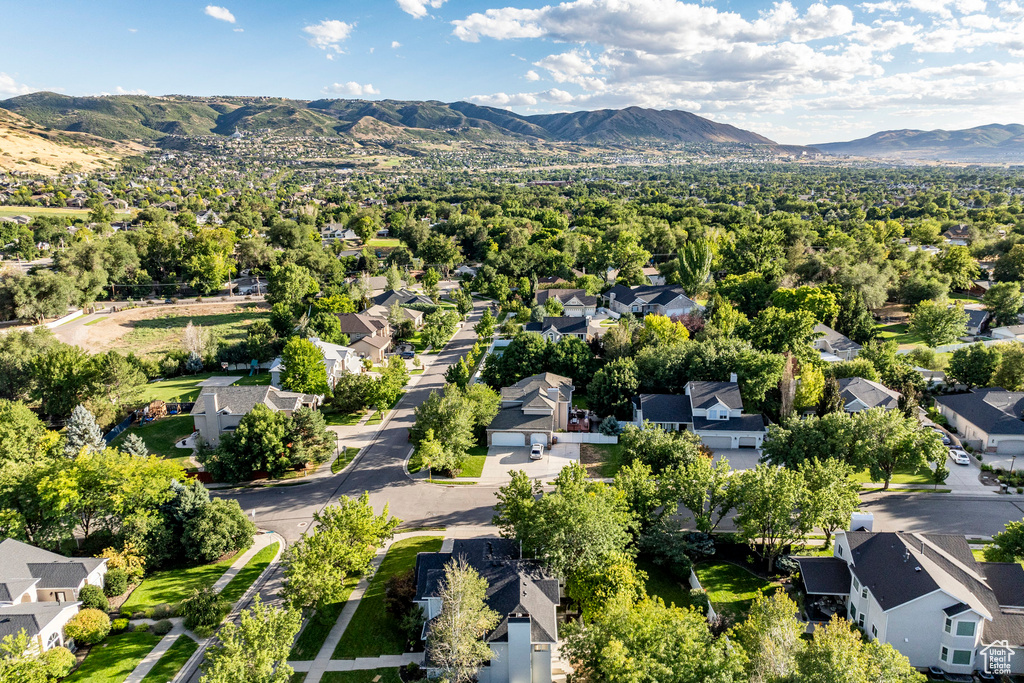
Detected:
left=180, top=587, right=223, bottom=631
left=104, top=567, right=129, bottom=597
left=111, top=618, right=130, bottom=634
left=39, top=646, right=75, bottom=679
left=151, top=603, right=176, bottom=620
left=688, top=589, right=710, bottom=616
left=134, top=623, right=150, bottom=633
left=131, top=610, right=146, bottom=620
left=65, top=608, right=111, bottom=644
left=598, top=415, right=620, bottom=436
left=385, top=568, right=417, bottom=617
left=152, top=619, right=173, bottom=635
left=79, top=584, right=109, bottom=612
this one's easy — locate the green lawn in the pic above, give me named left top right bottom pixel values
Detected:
left=580, top=443, right=625, bottom=478
left=320, top=407, right=365, bottom=426
left=139, top=635, right=198, bottom=683
left=218, top=542, right=279, bottom=606
left=851, top=464, right=934, bottom=485
left=0, top=205, right=130, bottom=218
left=110, top=415, right=195, bottom=465
left=84, top=316, right=108, bottom=326
left=873, top=323, right=927, bottom=347
left=121, top=552, right=239, bottom=613
left=332, top=536, right=444, bottom=659
left=694, top=561, right=782, bottom=620
left=457, top=446, right=487, bottom=478
left=121, top=310, right=270, bottom=363
left=366, top=238, right=401, bottom=247
left=289, top=580, right=358, bottom=661
left=321, top=670, right=402, bottom=683
left=638, top=557, right=693, bottom=610
left=139, top=371, right=271, bottom=404
left=65, top=631, right=161, bottom=683
left=367, top=393, right=405, bottom=425
left=332, top=447, right=361, bottom=474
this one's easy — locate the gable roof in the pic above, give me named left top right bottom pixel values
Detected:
left=0, top=602, right=78, bottom=643
left=634, top=393, right=693, bottom=424
left=793, top=556, right=852, bottom=595
left=535, top=289, right=597, bottom=307
left=524, top=317, right=590, bottom=336
left=191, top=385, right=318, bottom=416
left=371, top=289, right=434, bottom=308
left=336, top=313, right=388, bottom=336
left=687, top=381, right=744, bottom=410
left=0, top=539, right=105, bottom=591
left=500, top=373, right=573, bottom=404
left=607, top=284, right=696, bottom=309
left=814, top=324, right=862, bottom=353
left=838, top=377, right=901, bottom=411
left=933, top=389, right=1024, bottom=436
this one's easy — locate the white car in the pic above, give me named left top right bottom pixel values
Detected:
left=949, top=448, right=971, bottom=465
left=530, top=443, right=544, bottom=460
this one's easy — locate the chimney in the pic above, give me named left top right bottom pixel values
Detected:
left=201, top=387, right=218, bottom=414
left=729, top=372, right=738, bottom=383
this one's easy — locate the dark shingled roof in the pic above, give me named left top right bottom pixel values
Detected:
left=932, top=389, right=1024, bottom=436
left=371, top=289, right=434, bottom=308
left=634, top=393, right=693, bottom=424
left=687, top=381, right=744, bottom=410
left=608, top=284, right=697, bottom=309
left=487, top=406, right=554, bottom=433
left=415, top=539, right=559, bottom=644
left=980, top=563, right=1024, bottom=608
left=692, top=414, right=767, bottom=433
left=0, top=579, right=38, bottom=602
left=944, top=602, right=972, bottom=616
left=0, top=539, right=105, bottom=591
left=535, top=289, right=598, bottom=307
left=793, top=556, right=852, bottom=594
left=28, top=563, right=88, bottom=589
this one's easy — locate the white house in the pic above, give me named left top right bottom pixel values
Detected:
left=522, top=316, right=593, bottom=343
left=270, top=338, right=361, bottom=391
left=414, top=539, right=559, bottom=683
left=933, top=389, right=1024, bottom=455
left=813, top=324, right=861, bottom=362
left=487, top=373, right=573, bottom=447
left=535, top=289, right=598, bottom=317
left=794, top=530, right=1024, bottom=676
left=632, top=377, right=767, bottom=449
left=0, top=538, right=109, bottom=652
left=837, top=377, right=901, bottom=412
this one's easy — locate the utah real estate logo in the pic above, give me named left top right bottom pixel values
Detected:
left=980, top=640, right=1015, bottom=675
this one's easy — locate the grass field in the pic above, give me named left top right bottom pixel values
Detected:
left=111, top=415, right=195, bottom=465
left=580, top=443, right=625, bottom=478
left=851, top=464, right=935, bottom=485
left=218, top=542, right=279, bottom=606
left=332, top=536, right=444, bottom=659
left=140, top=635, right=198, bottom=683
left=694, top=561, right=781, bottom=619
left=874, top=323, right=927, bottom=347
left=0, top=206, right=130, bottom=218
left=65, top=631, right=161, bottom=683
left=289, top=581, right=358, bottom=661
left=121, top=552, right=238, bottom=613
left=457, top=446, right=487, bottom=478
left=320, top=406, right=365, bottom=426
left=120, top=309, right=269, bottom=362
left=139, top=371, right=271, bottom=403
left=321, top=670, right=402, bottom=683
left=332, top=447, right=361, bottom=474
left=639, top=557, right=693, bottom=610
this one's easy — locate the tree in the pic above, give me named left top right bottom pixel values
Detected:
left=639, top=314, right=690, bottom=347
left=619, top=423, right=703, bottom=474
left=64, top=404, right=105, bottom=457
left=280, top=337, right=330, bottom=395
left=795, top=615, right=923, bottom=683
left=984, top=281, right=1024, bottom=327
left=94, top=351, right=146, bottom=409
left=794, top=363, right=825, bottom=412
left=734, top=464, right=812, bottom=572
left=64, top=608, right=110, bottom=644
left=771, top=286, right=840, bottom=325
left=993, top=341, right=1024, bottom=390
left=287, top=407, right=335, bottom=466
left=548, top=335, right=598, bottom=391
left=733, top=590, right=804, bottom=683
left=385, top=262, right=402, bottom=291
left=480, top=331, right=548, bottom=389
left=182, top=498, right=256, bottom=565
left=474, top=307, right=496, bottom=339
left=444, top=357, right=471, bottom=388
left=985, top=519, right=1024, bottom=562
left=211, top=404, right=288, bottom=479
left=562, top=595, right=744, bottom=683
left=675, top=456, right=737, bottom=533
left=418, top=235, right=462, bottom=276
left=200, top=596, right=301, bottom=683
left=588, top=357, right=640, bottom=420
left=7, top=271, right=78, bottom=323
left=855, top=408, right=946, bottom=490
left=817, top=376, right=845, bottom=416
left=800, top=458, right=860, bottom=547
left=834, top=289, right=876, bottom=344
left=308, top=311, right=347, bottom=346
left=281, top=493, right=399, bottom=611
left=266, top=263, right=318, bottom=315
left=937, top=245, right=980, bottom=291
left=32, top=343, right=96, bottom=421
left=0, top=630, right=74, bottom=683
left=180, top=586, right=223, bottom=633
left=426, top=558, right=500, bottom=683
left=742, top=307, right=818, bottom=355
left=946, top=344, right=1000, bottom=388
left=348, top=214, right=378, bottom=244
left=908, top=300, right=967, bottom=347
left=675, top=239, right=714, bottom=296
left=994, top=243, right=1024, bottom=282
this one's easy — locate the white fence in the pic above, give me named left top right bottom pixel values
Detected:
left=689, top=569, right=718, bottom=621
left=44, top=309, right=83, bottom=328
left=557, top=432, right=619, bottom=444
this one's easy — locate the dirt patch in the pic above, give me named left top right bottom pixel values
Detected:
left=580, top=443, right=609, bottom=479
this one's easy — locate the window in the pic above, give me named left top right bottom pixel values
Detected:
left=861, top=587, right=868, bottom=599
left=850, top=604, right=857, bottom=619
left=955, top=621, right=975, bottom=637
left=858, top=614, right=865, bottom=627
left=838, top=545, right=843, bottom=557
left=533, top=644, right=550, bottom=652
left=871, top=625, right=878, bottom=638
left=852, top=576, right=859, bottom=591
left=951, top=650, right=972, bottom=666
left=944, top=617, right=952, bottom=634
left=941, top=647, right=949, bottom=662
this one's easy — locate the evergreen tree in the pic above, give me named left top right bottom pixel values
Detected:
left=120, top=432, right=149, bottom=457
left=64, top=404, right=105, bottom=457
left=816, top=376, right=845, bottom=417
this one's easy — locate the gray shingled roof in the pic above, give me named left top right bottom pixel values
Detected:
left=687, top=381, right=744, bottom=410
left=499, top=373, right=573, bottom=403
left=838, top=377, right=901, bottom=411
left=980, top=563, right=1024, bottom=608
left=0, top=579, right=38, bottom=602
left=487, top=407, right=554, bottom=432
left=191, top=385, right=318, bottom=416
left=692, top=414, right=767, bottom=432
left=336, top=313, right=388, bottom=336
left=608, top=284, right=696, bottom=309
left=534, top=317, right=590, bottom=335
left=814, top=324, right=862, bottom=353
left=535, top=289, right=597, bottom=307
left=0, top=539, right=105, bottom=592
left=933, top=389, right=1024, bottom=436
left=634, top=394, right=693, bottom=424
left=0, top=603, right=76, bottom=642
left=793, top=556, right=852, bottom=594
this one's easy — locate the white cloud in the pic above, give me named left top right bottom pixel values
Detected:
left=323, top=81, right=380, bottom=96
left=391, top=40, right=402, bottom=48
left=115, top=86, right=148, bottom=95
left=525, top=69, right=540, bottom=80
left=0, top=73, right=32, bottom=97
left=127, top=28, right=138, bottom=33
left=397, top=0, right=447, bottom=19
left=303, top=19, right=354, bottom=52
left=204, top=5, right=235, bottom=23
left=233, top=28, right=244, bottom=32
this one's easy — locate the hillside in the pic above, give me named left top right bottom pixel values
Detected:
left=1, top=92, right=785, bottom=148
left=0, top=107, right=141, bottom=175
left=815, top=123, right=1024, bottom=161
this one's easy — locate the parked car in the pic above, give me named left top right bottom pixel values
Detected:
left=400, top=351, right=415, bottom=359
left=949, top=448, right=971, bottom=465
left=930, top=428, right=951, bottom=445
left=530, top=443, right=544, bottom=460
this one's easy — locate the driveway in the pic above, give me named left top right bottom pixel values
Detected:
left=944, top=454, right=993, bottom=492
left=481, top=443, right=580, bottom=483
left=710, top=448, right=762, bottom=471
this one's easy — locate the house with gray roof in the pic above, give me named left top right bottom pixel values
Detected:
left=370, top=289, right=434, bottom=309
left=837, top=377, right=901, bottom=412
left=523, top=316, right=593, bottom=343
left=632, top=378, right=767, bottom=450
left=487, top=373, right=573, bottom=447
left=813, top=324, right=862, bottom=362
left=605, top=284, right=700, bottom=318
left=0, top=538, right=108, bottom=651
left=534, top=289, right=597, bottom=317
left=794, top=530, right=1024, bottom=676
left=933, top=389, right=1024, bottom=455
left=191, top=385, right=320, bottom=446
left=414, top=538, right=560, bottom=683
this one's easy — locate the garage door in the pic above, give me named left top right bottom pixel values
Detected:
left=700, top=436, right=733, bottom=449
left=492, top=432, right=525, bottom=447
left=530, top=433, right=548, bottom=445
left=738, top=436, right=758, bottom=449
left=997, top=440, right=1024, bottom=455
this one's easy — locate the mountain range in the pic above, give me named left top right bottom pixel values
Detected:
left=814, top=124, right=1024, bottom=161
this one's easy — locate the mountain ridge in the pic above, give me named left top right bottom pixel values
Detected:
left=815, top=123, right=1024, bottom=161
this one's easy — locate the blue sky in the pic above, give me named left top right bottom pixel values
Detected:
left=1, top=0, right=1022, bottom=144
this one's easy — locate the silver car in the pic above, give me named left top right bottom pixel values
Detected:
left=530, top=443, right=544, bottom=460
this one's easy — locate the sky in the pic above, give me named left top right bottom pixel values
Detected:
left=1, top=0, right=1022, bottom=144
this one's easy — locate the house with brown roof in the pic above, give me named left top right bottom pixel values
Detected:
left=336, top=313, right=391, bottom=342
left=487, top=373, right=574, bottom=447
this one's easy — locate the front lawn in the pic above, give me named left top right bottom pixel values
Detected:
left=332, top=447, right=361, bottom=474
left=320, top=406, right=365, bottom=426
left=367, top=392, right=405, bottom=425
left=65, top=631, right=161, bottom=683
left=457, top=446, right=487, bottom=478
left=851, top=464, right=935, bottom=485
left=110, top=415, right=195, bottom=465
left=332, top=536, right=444, bottom=659
left=289, top=580, right=358, bottom=661
left=140, top=635, right=198, bottom=683
left=694, top=561, right=782, bottom=619
left=580, top=443, right=625, bottom=478
left=218, top=542, right=279, bottom=606
left=121, top=553, right=238, bottom=613
left=321, top=670, right=402, bottom=683
left=638, top=557, right=693, bottom=610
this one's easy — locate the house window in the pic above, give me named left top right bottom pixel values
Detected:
left=871, top=625, right=878, bottom=638
left=850, top=604, right=857, bottom=619
left=951, top=650, right=972, bottom=666
left=852, top=576, right=859, bottom=591
left=533, top=644, right=550, bottom=651
left=46, top=632, right=59, bottom=650
left=861, top=587, right=868, bottom=599
left=941, top=647, right=949, bottom=662
left=955, top=621, right=975, bottom=637
left=858, top=613, right=865, bottom=627
left=944, top=617, right=952, bottom=634
left=838, top=545, right=843, bottom=557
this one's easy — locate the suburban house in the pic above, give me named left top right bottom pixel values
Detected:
left=964, top=308, right=990, bottom=336
left=364, top=304, right=424, bottom=329
left=793, top=530, right=1024, bottom=676
left=414, top=538, right=560, bottom=683
left=336, top=313, right=391, bottom=343
left=351, top=334, right=392, bottom=364
left=535, top=289, right=598, bottom=317
left=605, top=284, right=701, bottom=318
left=837, top=377, right=901, bottom=412
left=813, top=324, right=862, bottom=362
left=942, top=224, right=973, bottom=245
left=269, top=338, right=361, bottom=392
left=352, top=276, right=391, bottom=297
left=933, top=389, right=1024, bottom=455
left=632, top=378, right=767, bottom=449
left=487, top=373, right=574, bottom=447
left=370, top=289, right=434, bottom=309
left=990, top=325, right=1024, bottom=341
left=191, top=385, right=320, bottom=446
left=523, top=316, right=593, bottom=343
left=0, top=538, right=108, bottom=651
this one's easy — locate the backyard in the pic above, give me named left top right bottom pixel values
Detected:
left=694, top=561, right=783, bottom=619
left=332, top=536, right=444, bottom=659
left=873, top=323, right=927, bottom=348
left=638, top=557, right=693, bottom=610
left=65, top=631, right=160, bottom=683
left=137, top=370, right=272, bottom=404
left=110, top=415, right=195, bottom=466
